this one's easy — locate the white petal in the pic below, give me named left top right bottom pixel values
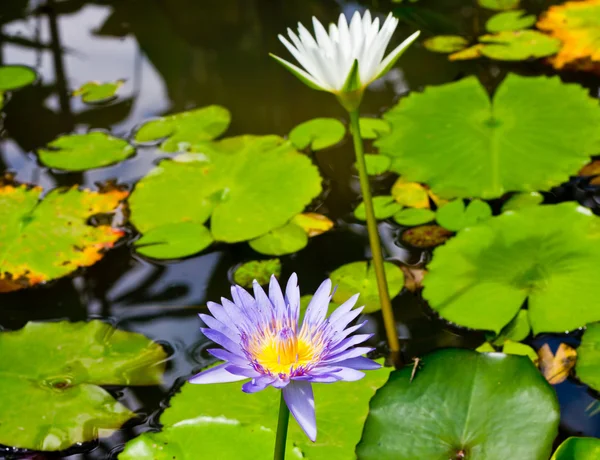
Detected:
left=338, top=13, right=352, bottom=59
left=312, top=17, right=333, bottom=54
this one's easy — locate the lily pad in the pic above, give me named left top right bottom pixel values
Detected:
left=73, top=80, right=124, bottom=104
left=486, top=10, right=536, bottom=32
left=357, top=118, right=391, bottom=139
left=478, top=0, right=520, bottom=10
left=129, top=135, right=322, bottom=248
left=436, top=199, right=492, bottom=232
left=378, top=74, right=600, bottom=199
left=401, top=225, right=452, bottom=248
left=423, top=203, right=600, bottom=334
left=354, top=196, right=402, bottom=221
left=502, top=192, right=544, bottom=212
left=233, top=259, right=282, bottom=287
left=552, top=437, right=600, bottom=459
left=329, top=261, right=404, bottom=313
left=119, top=362, right=392, bottom=460
left=423, top=35, right=469, bottom=53
left=291, top=213, right=334, bottom=237
left=361, top=154, right=391, bottom=176
left=575, top=322, right=600, bottom=392
left=0, top=182, right=127, bottom=292
left=357, top=348, right=559, bottom=460
left=0, top=65, right=37, bottom=91
left=0, top=321, right=166, bottom=451
left=289, top=118, right=345, bottom=151
left=391, top=179, right=430, bottom=208
left=491, top=309, right=530, bottom=345
left=134, top=222, right=213, bottom=259
left=502, top=340, right=538, bottom=362
left=133, top=106, right=231, bottom=151
left=249, top=221, right=308, bottom=256
left=449, top=44, right=486, bottom=60
left=393, top=208, right=435, bottom=226
left=38, top=132, right=135, bottom=171
left=478, top=30, right=561, bottom=61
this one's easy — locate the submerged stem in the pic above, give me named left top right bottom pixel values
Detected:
left=349, top=110, right=401, bottom=357
left=274, top=392, right=290, bottom=460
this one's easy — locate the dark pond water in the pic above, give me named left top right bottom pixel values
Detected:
left=2, top=0, right=600, bottom=458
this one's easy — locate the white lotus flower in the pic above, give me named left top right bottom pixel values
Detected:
left=271, top=10, right=420, bottom=110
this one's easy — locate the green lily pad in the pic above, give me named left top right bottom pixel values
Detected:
left=0, top=65, right=37, bottom=91
left=436, top=199, right=492, bottom=232
left=361, top=154, right=391, bottom=176
left=486, top=10, right=536, bottom=33
left=119, top=362, right=392, bottom=460
left=552, top=437, right=600, bottom=460
left=133, top=106, right=231, bottom=151
left=330, top=261, right=404, bottom=313
left=478, top=30, right=561, bottom=61
left=393, top=208, right=435, bottom=226
left=502, top=192, right=544, bottom=212
left=233, top=259, right=282, bottom=287
left=378, top=74, right=600, bottom=199
left=476, top=341, right=496, bottom=352
left=0, top=320, right=166, bottom=451
left=129, top=135, right=322, bottom=248
left=289, top=118, right=345, bottom=150
left=423, top=203, right=600, bottom=334
left=357, top=348, right=559, bottom=460
left=491, top=309, right=530, bottom=345
left=354, top=196, right=402, bottom=221
left=134, top=222, right=213, bottom=259
left=0, top=182, right=127, bottom=292
left=38, top=132, right=135, bottom=171
left=358, top=118, right=391, bottom=139
left=575, top=323, right=600, bottom=392
left=249, top=222, right=308, bottom=256
left=423, top=35, right=469, bottom=53
left=502, top=340, right=538, bottom=362
left=73, top=80, right=123, bottom=104
left=478, top=0, right=520, bottom=10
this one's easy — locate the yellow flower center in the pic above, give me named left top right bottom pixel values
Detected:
left=253, top=328, right=318, bottom=375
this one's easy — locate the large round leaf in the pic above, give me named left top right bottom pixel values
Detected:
left=289, top=118, right=345, bottom=150
left=0, top=182, right=127, bottom=292
left=119, top=363, right=392, bottom=460
left=575, top=322, right=600, bottom=392
left=377, top=74, right=600, bottom=199
left=478, top=31, right=561, bottom=61
left=423, top=203, right=600, bottom=334
left=552, top=437, right=600, bottom=459
left=38, top=132, right=135, bottom=171
left=486, top=10, right=536, bottom=32
left=0, top=65, right=37, bottom=91
left=0, top=321, right=166, bottom=451
left=357, top=349, right=559, bottom=460
left=73, top=80, right=123, bottom=104
left=129, top=135, right=322, bottom=245
left=134, top=222, right=213, bottom=259
left=249, top=221, right=308, bottom=256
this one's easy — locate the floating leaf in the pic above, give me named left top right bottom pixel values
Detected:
left=134, top=222, right=213, bottom=259
left=552, top=437, right=600, bottom=459
left=423, top=35, right=469, bottom=53
left=249, top=222, right=308, bottom=256
left=478, top=0, right=520, bottom=10
left=538, top=343, right=577, bottom=385
left=476, top=341, right=497, bottom=352
left=357, top=348, right=559, bottom=459
left=291, top=213, right=334, bottom=237
left=436, top=199, right=492, bottom=232
left=502, top=192, right=544, bottom=212
left=73, top=80, right=124, bottom=104
left=234, top=259, right=282, bottom=288
left=354, top=196, right=402, bottom=221
left=361, top=154, right=391, bottom=176
left=579, top=159, right=600, bottom=177
left=393, top=208, right=435, bottom=226
left=478, top=30, right=561, bottom=61
left=129, top=135, right=322, bottom=251
left=423, top=203, right=600, bottom=334
left=486, top=10, right=537, bottom=32
left=378, top=74, right=600, bottom=199
left=357, top=118, right=391, bottom=139
left=119, top=362, right=392, bottom=460
left=0, top=182, right=127, bottom=292
left=449, top=44, right=485, bottom=60
left=538, top=0, right=600, bottom=70
left=575, top=322, right=600, bottom=392
left=401, top=224, right=452, bottom=248
left=491, top=309, right=531, bottom=345
left=38, top=132, right=135, bottom=171
left=133, top=106, right=231, bottom=151
left=0, top=321, right=166, bottom=451
left=391, top=178, right=430, bottom=208
left=289, top=118, right=345, bottom=150
left=329, top=261, right=404, bottom=313
left=0, top=65, right=36, bottom=91
left=503, top=340, right=538, bottom=363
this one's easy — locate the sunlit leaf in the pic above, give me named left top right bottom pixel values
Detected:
left=575, top=322, right=600, bottom=392
left=249, top=221, right=308, bottom=256
left=391, top=178, right=430, bottom=208
left=0, top=181, right=127, bottom=292
left=134, top=222, right=213, bottom=259
left=38, top=132, right=135, bottom=171
left=478, top=0, right=520, bottom=10
left=423, top=35, right=469, bottom=53
left=361, top=154, right=391, bottom=175
left=401, top=224, right=452, bottom=248
left=354, top=196, right=402, bottom=221
left=486, top=10, right=536, bottom=32
left=502, top=340, right=538, bottom=363
left=357, top=118, right=391, bottom=139
left=133, top=106, right=231, bottom=151
left=73, top=80, right=124, bottom=104
left=491, top=309, right=530, bottom=346
left=476, top=342, right=496, bottom=352
left=0, top=65, right=37, bottom=91
left=233, top=259, right=282, bottom=288
left=423, top=203, right=600, bottom=334
left=436, top=199, right=492, bottom=231
left=393, top=208, right=435, bottom=226
left=291, top=213, right=334, bottom=237
left=538, top=343, right=577, bottom=385
left=552, top=437, right=600, bottom=459
left=329, top=261, right=404, bottom=313
left=289, top=118, right=345, bottom=150
left=501, top=192, right=544, bottom=212
left=0, top=321, right=166, bottom=451
left=478, top=31, right=561, bottom=61
left=449, top=44, right=485, bottom=60
left=378, top=74, right=600, bottom=199
left=357, top=348, right=559, bottom=460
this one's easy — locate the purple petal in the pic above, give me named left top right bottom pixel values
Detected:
left=231, top=285, right=256, bottom=310
left=285, top=273, right=300, bottom=314
left=199, top=314, right=239, bottom=341
left=334, top=356, right=382, bottom=370
left=207, top=348, right=248, bottom=366
left=303, top=278, right=332, bottom=326
left=330, top=321, right=368, bottom=347
left=201, top=328, right=244, bottom=356
left=253, top=280, right=274, bottom=310
left=328, top=294, right=359, bottom=324
left=331, top=367, right=365, bottom=381
left=329, top=307, right=364, bottom=334
left=225, top=364, right=262, bottom=378
left=292, top=374, right=341, bottom=383
left=269, top=275, right=286, bottom=314
left=283, top=381, right=317, bottom=442
left=329, top=333, right=373, bottom=355
left=242, top=375, right=275, bottom=393
left=206, top=302, right=231, bottom=326
left=189, top=363, right=248, bottom=384
left=324, top=346, right=374, bottom=364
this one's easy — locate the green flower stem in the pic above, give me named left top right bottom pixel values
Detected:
left=274, top=392, right=290, bottom=460
left=349, top=109, right=401, bottom=357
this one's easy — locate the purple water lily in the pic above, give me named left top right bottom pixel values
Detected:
left=189, top=273, right=380, bottom=441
